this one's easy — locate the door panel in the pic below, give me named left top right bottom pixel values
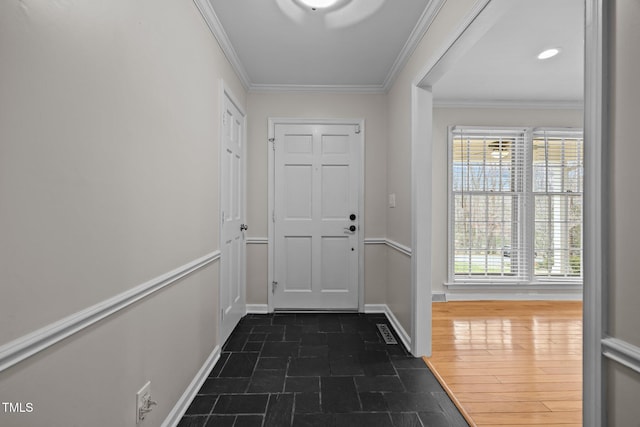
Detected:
left=322, top=165, right=349, bottom=218
left=321, top=237, right=350, bottom=291
left=285, top=237, right=313, bottom=291
left=220, top=92, right=246, bottom=344
left=274, top=123, right=360, bottom=310
left=284, top=166, right=313, bottom=219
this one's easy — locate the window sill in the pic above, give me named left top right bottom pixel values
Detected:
left=444, top=281, right=583, bottom=291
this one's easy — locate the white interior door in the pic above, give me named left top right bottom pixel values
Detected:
left=220, top=89, right=246, bottom=344
left=273, top=123, right=360, bottom=310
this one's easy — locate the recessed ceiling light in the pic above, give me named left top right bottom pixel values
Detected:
left=537, top=48, right=561, bottom=60
left=299, top=0, right=338, bottom=9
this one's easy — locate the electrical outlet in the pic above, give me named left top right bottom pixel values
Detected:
left=136, top=381, right=156, bottom=423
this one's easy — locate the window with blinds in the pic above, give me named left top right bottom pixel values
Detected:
left=448, top=126, right=583, bottom=284
left=532, top=130, right=584, bottom=280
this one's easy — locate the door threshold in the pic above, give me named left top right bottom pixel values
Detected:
left=273, top=309, right=359, bottom=314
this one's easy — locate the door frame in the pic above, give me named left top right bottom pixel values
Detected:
left=267, top=118, right=365, bottom=312
left=409, top=0, right=606, bottom=425
left=218, top=80, right=247, bottom=345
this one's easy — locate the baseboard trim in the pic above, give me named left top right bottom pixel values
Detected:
left=432, top=292, right=447, bottom=302
left=363, top=304, right=387, bottom=313
left=602, top=337, right=640, bottom=375
left=383, top=305, right=412, bottom=352
left=364, top=304, right=411, bottom=352
left=0, top=251, right=220, bottom=373
left=162, top=345, right=221, bottom=427
left=246, top=304, right=269, bottom=314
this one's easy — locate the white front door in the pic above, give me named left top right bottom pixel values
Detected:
left=273, top=123, right=361, bottom=310
left=220, top=89, right=246, bottom=344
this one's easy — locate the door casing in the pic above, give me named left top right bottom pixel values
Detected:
left=267, top=118, right=365, bottom=313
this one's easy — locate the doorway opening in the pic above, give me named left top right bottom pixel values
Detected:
left=410, top=0, right=603, bottom=425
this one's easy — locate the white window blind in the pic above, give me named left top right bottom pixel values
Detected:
left=532, top=129, right=584, bottom=280
left=448, top=126, right=583, bottom=284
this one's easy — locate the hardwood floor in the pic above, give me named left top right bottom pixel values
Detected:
left=424, top=300, right=582, bottom=427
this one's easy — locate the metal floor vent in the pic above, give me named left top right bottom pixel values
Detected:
left=376, top=324, right=398, bottom=345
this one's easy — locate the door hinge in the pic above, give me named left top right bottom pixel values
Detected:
left=221, top=211, right=225, bottom=224
left=222, top=112, right=228, bottom=126
left=272, top=210, right=276, bottom=223
left=355, top=124, right=361, bottom=134
left=269, top=137, right=275, bottom=151
left=272, top=281, right=278, bottom=294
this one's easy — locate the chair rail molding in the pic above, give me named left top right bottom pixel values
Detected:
left=0, top=251, right=220, bottom=373
left=364, top=238, right=412, bottom=257
left=602, top=337, right=640, bottom=375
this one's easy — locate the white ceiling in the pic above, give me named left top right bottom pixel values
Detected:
left=203, top=0, right=584, bottom=104
left=432, top=0, right=584, bottom=106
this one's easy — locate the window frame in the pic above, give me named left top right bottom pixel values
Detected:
left=447, top=125, right=584, bottom=286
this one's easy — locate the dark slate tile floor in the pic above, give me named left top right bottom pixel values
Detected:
left=179, top=313, right=468, bottom=427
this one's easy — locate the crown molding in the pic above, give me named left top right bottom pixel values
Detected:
left=382, top=0, right=447, bottom=91
left=193, top=0, right=251, bottom=90
left=433, top=98, right=585, bottom=110
left=248, top=83, right=386, bottom=94
left=194, top=0, right=446, bottom=94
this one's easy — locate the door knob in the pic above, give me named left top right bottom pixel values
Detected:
left=344, top=225, right=356, bottom=232
left=240, top=224, right=248, bottom=231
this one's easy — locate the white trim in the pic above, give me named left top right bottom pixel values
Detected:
left=408, top=0, right=529, bottom=362
left=364, top=238, right=386, bottom=245
left=363, top=304, right=388, bottom=314
left=410, top=86, right=433, bottom=358
left=0, top=251, right=220, bottom=373
left=385, top=239, right=412, bottom=257
left=193, top=0, right=445, bottom=94
left=444, top=282, right=583, bottom=290
left=363, top=304, right=411, bottom=353
left=602, top=337, right=640, bottom=375
left=445, top=293, right=583, bottom=301
left=246, top=237, right=268, bottom=244
left=192, top=0, right=251, bottom=90
left=415, top=0, right=497, bottom=88
left=383, top=305, right=411, bottom=353
left=382, top=0, right=446, bottom=90
left=364, top=237, right=412, bottom=256
left=249, top=84, right=385, bottom=94
left=162, top=345, right=221, bottom=427
left=267, top=118, right=366, bottom=313
left=364, top=238, right=412, bottom=257
left=268, top=118, right=368, bottom=135
left=246, top=304, right=269, bottom=314
left=433, top=99, right=584, bottom=110
left=583, top=0, right=608, bottom=425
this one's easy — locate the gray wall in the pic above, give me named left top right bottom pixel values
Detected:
left=385, top=0, right=479, bottom=331
left=606, top=0, right=640, bottom=424
left=0, top=0, right=245, bottom=425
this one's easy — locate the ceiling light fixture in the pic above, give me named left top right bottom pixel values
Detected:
left=299, top=0, right=338, bottom=9
left=537, top=48, right=561, bottom=60
left=489, top=141, right=511, bottom=159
